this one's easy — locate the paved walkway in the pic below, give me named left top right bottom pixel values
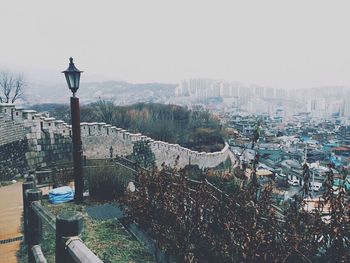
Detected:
left=0, top=182, right=23, bottom=263
left=86, top=203, right=124, bottom=220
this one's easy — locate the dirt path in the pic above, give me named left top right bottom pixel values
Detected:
left=0, top=182, right=23, bottom=263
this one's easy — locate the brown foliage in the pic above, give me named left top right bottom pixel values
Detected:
left=124, top=165, right=349, bottom=262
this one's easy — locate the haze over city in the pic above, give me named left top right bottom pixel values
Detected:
left=1, top=0, right=350, bottom=89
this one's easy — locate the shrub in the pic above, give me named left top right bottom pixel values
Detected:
left=125, top=167, right=350, bottom=262
left=85, top=165, right=134, bottom=200
left=52, top=167, right=73, bottom=188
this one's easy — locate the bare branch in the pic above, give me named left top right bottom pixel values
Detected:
left=11, top=74, right=25, bottom=103
left=0, top=71, right=25, bottom=104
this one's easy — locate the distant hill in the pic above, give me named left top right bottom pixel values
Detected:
left=24, top=80, right=177, bottom=105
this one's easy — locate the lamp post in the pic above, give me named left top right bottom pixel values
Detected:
left=62, top=57, right=84, bottom=203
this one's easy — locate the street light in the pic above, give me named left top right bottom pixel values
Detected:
left=62, top=57, right=84, bottom=203
left=62, top=57, right=83, bottom=96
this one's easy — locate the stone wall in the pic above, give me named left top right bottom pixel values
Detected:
left=0, top=103, right=235, bottom=180
left=150, top=141, right=231, bottom=169
left=0, top=104, right=73, bottom=178
left=0, top=139, right=28, bottom=180
left=80, top=122, right=233, bottom=169
left=0, top=105, right=26, bottom=145
left=81, top=123, right=134, bottom=158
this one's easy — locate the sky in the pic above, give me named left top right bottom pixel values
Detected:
left=0, top=0, right=350, bottom=89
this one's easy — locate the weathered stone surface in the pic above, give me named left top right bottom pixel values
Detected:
left=0, top=140, right=28, bottom=180
left=0, top=104, right=72, bottom=180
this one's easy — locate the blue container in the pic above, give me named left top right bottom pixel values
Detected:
left=49, top=186, right=74, bottom=204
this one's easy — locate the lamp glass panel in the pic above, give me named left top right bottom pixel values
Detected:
left=65, top=74, right=72, bottom=89
left=74, top=72, right=81, bottom=89
left=69, top=74, right=76, bottom=89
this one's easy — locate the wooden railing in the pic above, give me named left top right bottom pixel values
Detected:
left=22, top=177, right=103, bottom=263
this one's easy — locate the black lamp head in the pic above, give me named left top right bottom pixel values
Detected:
left=62, top=57, right=83, bottom=95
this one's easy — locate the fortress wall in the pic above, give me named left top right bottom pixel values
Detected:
left=0, top=103, right=235, bottom=179
left=79, top=120, right=233, bottom=168
left=80, top=123, right=134, bottom=158
left=0, top=104, right=72, bottom=177
left=0, top=139, right=28, bottom=180
left=149, top=141, right=230, bottom=169
left=0, top=104, right=26, bottom=145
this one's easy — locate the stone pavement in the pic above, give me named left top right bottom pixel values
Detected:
left=86, top=203, right=124, bottom=220
left=0, top=182, right=23, bottom=263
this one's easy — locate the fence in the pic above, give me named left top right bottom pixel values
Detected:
left=22, top=176, right=103, bottom=263
left=28, top=166, right=74, bottom=189
left=23, top=156, right=287, bottom=262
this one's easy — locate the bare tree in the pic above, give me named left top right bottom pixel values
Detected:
left=91, top=98, right=116, bottom=124
left=0, top=71, right=25, bottom=103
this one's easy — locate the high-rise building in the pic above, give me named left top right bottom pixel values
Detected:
left=264, top=87, right=275, bottom=99
left=275, top=88, right=287, bottom=99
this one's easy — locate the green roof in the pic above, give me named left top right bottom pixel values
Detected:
left=333, top=178, right=350, bottom=190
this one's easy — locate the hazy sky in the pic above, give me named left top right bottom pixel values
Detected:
left=1, top=0, right=350, bottom=89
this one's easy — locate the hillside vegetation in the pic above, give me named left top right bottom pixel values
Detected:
left=32, top=101, right=225, bottom=152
